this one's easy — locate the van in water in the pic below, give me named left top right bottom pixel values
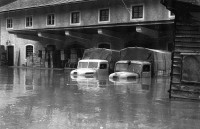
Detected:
left=70, top=48, right=120, bottom=77
left=109, top=47, right=171, bottom=80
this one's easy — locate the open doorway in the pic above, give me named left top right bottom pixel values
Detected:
left=7, top=46, right=14, bottom=66
left=65, top=43, right=85, bottom=68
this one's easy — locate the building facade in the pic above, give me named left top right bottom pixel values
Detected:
left=0, top=0, right=174, bottom=68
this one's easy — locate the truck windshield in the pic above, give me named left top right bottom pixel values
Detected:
left=78, top=62, right=88, bottom=68
left=115, top=63, right=142, bottom=73
left=88, top=62, right=98, bottom=68
left=78, top=62, right=98, bottom=68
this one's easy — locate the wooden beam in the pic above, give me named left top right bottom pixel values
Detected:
left=97, top=29, right=123, bottom=39
left=9, top=30, right=40, bottom=41
left=16, top=34, right=41, bottom=41
left=38, top=32, right=65, bottom=42
left=65, top=31, right=91, bottom=42
left=136, top=26, right=159, bottom=38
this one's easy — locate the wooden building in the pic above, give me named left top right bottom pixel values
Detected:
left=162, top=0, right=200, bottom=100
left=0, top=0, right=174, bottom=68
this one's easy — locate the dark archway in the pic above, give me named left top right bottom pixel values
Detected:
left=65, top=42, right=86, bottom=68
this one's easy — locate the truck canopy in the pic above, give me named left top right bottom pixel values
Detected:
left=82, top=48, right=120, bottom=63
left=120, top=47, right=171, bottom=76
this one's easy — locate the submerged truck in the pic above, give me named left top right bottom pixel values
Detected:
left=70, top=48, right=120, bottom=77
left=109, top=47, right=171, bottom=80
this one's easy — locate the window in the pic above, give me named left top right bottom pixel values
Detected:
left=100, top=64, right=107, bottom=69
left=143, top=65, right=150, bottom=72
left=78, top=62, right=88, bottom=68
left=26, top=45, right=33, bottom=58
left=88, top=62, right=98, bottom=68
left=132, top=5, right=143, bottom=19
left=7, top=18, right=13, bottom=28
left=71, top=12, right=80, bottom=24
left=47, top=14, right=55, bottom=25
left=25, top=16, right=33, bottom=27
left=99, top=8, right=109, bottom=22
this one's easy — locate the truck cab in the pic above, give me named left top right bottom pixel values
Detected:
left=70, top=59, right=109, bottom=77
left=109, top=60, right=151, bottom=80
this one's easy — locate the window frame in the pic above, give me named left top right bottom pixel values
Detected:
left=98, top=8, right=110, bottom=23
left=6, top=18, right=13, bottom=29
left=25, top=15, right=33, bottom=28
left=130, top=4, right=144, bottom=21
left=100, top=63, right=107, bottom=69
left=70, top=11, right=81, bottom=25
left=25, top=44, right=34, bottom=59
left=46, top=13, right=55, bottom=26
left=142, top=64, right=151, bottom=72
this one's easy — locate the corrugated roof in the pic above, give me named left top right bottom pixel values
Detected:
left=0, top=0, right=95, bottom=12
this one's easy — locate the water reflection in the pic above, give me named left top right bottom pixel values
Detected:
left=109, top=77, right=151, bottom=94
left=71, top=75, right=110, bottom=91
left=0, top=67, right=199, bottom=129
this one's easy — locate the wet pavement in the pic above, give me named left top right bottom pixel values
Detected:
left=0, top=67, right=200, bottom=129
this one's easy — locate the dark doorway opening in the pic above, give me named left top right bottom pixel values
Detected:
left=65, top=43, right=85, bottom=68
left=7, top=46, right=14, bottom=66
left=45, top=45, right=56, bottom=68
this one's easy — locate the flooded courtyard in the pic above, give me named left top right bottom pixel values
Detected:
left=0, top=67, right=200, bottom=129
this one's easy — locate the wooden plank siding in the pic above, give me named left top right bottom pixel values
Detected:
left=161, top=0, right=200, bottom=100
left=170, top=13, right=200, bottom=99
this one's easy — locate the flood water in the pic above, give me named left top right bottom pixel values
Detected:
left=0, top=67, right=200, bottom=129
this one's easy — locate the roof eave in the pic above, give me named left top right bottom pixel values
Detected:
left=0, top=0, right=96, bottom=13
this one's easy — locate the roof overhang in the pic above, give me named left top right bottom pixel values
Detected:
left=8, top=20, right=174, bottom=35
left=0, top=0, right=96, bottom=13
left=161, top=0, right=200, bottom=11
left=0, top=0, right=17, bottom=7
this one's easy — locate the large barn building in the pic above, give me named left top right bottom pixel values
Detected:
left=0, top=0, right=174, bottom=68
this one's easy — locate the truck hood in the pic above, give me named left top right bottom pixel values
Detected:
left=109, top=72, right=139, bottom=80
left=70, top=68, right=97, bottom=77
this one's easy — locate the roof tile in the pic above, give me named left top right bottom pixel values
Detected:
left=0, top=0, right=95, bottom=12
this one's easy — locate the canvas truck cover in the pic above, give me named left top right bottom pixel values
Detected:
left=82, top=48, right=120, bottom=62
left=82, top=48, right=120, bottom=72
left=120, top=47, right=171, bottom=76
